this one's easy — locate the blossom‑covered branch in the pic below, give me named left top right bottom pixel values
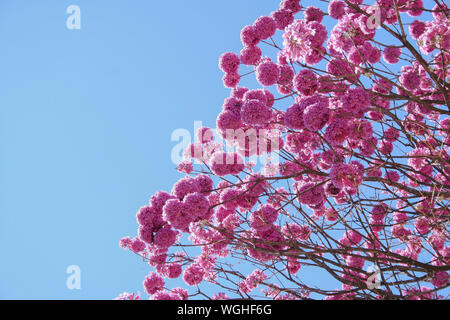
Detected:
left=117, top=0, right=449, bottom=300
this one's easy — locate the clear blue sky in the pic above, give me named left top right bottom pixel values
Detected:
left=1, top=0, right=443, bottom=300
left=0, top=0, right=289, bottom=299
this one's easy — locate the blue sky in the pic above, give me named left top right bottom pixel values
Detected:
left=0, top=0, right=445, bottom=300
left=0, top=0, right=289, bottom=300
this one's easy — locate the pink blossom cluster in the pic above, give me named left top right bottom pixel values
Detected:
left=119, top=0, right=450, bottom=301
left=238, top=269, right=267, bottom=293
left=282, top=18, right=327, bottom=65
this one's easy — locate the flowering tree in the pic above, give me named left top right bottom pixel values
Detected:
left=118, top=0, right=449, bottom=300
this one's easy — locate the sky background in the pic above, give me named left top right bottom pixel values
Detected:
left=0, top=0, right=445, bottom=300
left=0, top=0, right=291, bottom=300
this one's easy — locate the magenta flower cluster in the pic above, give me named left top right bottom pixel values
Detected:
left=118, top=0, right=450, bottom=301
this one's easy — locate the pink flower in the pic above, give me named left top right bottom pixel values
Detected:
left=240, top=45, right=262, bottom=66
left=327, top=58, right=357, bottom=83
left=432, top=3, right=449, bottom=21
left=358, top=137, right=381, bottom=156
left=304, top=47, right=325, bottom=65
left=222, top=72, right=240, bottom=88
left=196, top=127, right=214, bottom=144
left=414, top=217, right=430, bottom=235
left=172, top=176, right=200, bottom=200
left=171, top=287, right=189, bottom=300
left=405, top=0, right=424, bottom=17
left=393, top=211, right=408, bottom=224
left=384, top=127, right=399, bottom=141
left=280, top=0, right=302, bottom=13
left=417, top=21, right=449, bottom=54
left=294, top=69, right=318, bottom=96
left=222, top=213, right=242, bottom=231
left=243, top=269, right=267, bottom=292
left=325, top=208, right=339, bottom=221
left=400, top=66, right=420, bottom=91
left=232, top=86, right=249, bottom=99
left=373, top=78, right=393, bottom=94
left=378, top=140, right=393, bottom=155
left=177, top=160, right=193, bottom=174
left=264, top=89, right=275, bottom=107
left=183, top=263, right=205, bottom=286
left=136, top=206, right=158, bottom=227
left=154, top=227, right=178, bottom=248
left=340, top=87, right=370, bottom=117
left=240, top=25, right=260, bottom=46
left=212, top=292, right=229, bottom=300
left=282, top=20, right=327, bottom=63
left=303, top=101, right=330, bottom=131
left=277, top=64, right=294, bottom=86
left=253, top=16, right=277, bottom=40
left=370, top=218, right=384, bottom=233
left=329, top=162, right=364, bottom=190
left=159, top=200, right=206, bottom=233
left=271, top=9, right=294, bottom=30
left=345, top=230, right=362, bottom=245
left=150, top=290, right=181, bottom=300
left=383, top=46, right=401, bottom=64
left=195, top=174, right=214, bottom=195
left=214, top=205, right=233, bottom=223
left=150, top=191, right=175, bottom=214
left=130, top=237, right=146, bottom=253
left=408, top=147, right=430, bottom=170
left=385, top=170, right=400, bottom=182
left=428, top=232, right=446, bottom=250
left=328, top=0, right=345, bottom=19
left=325, top=118, right=350, bottom=145
left=115, top=292, right=141, bottom=300
left=409, top=20, right=426, bottom=40
left=348, top=119, right=373, bottom=140
left=431, top=271, right=449, bottom=288
left=184, top=192, right=210, bottom=219
left=296, top=182, right=325, bottom=206
left=256, top=59, right=280, bottom=86
left=217, top=111, right=241, bottom=132
left=210, top=152, right=245, bottom=177
left=241, top=99, right=272, bottom=125
left=238, top=281, right=250, bottom=293
left=138, top=225, right=154, bottom=244
left=143, top=272, right=165, bottom=295
left=243, top=89, right=268, bottom=104
left=243, top=174, right=268, bottom=197
left=219, top=188, right=241, bottom=210
left=277, top=82, right=292, bottom=95
left=288, top=259, right=301, bottom=274
left=250, top=204, right=278, bottom=231
left=165, top=263, right=183, bottom=279
left=162, top=199, right=191, bottom=232
left=119, top=236, right=132, bottom=249
left=391, top=224, right=412, bottom=240
left=297, top=225, right=311, bottom=241
left=219, top=52, right=240, bottom=73
left=304, top=6, right=324, bottom=23
left=346, top=254, right=365, bottom=270
left=184, top=143, right=205, bottom=162
left=284, top=102, right=306, bottom=130
left=136, top=204, right=165, bottom=229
